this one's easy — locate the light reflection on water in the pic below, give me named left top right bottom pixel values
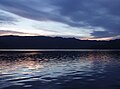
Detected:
left=0, top=51, right=120, bottom=89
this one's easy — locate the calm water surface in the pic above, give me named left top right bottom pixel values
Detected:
left=0, top=50, right=120, bottom=89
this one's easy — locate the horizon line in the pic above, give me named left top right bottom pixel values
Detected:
left=0, top=35, right=119, bottom=41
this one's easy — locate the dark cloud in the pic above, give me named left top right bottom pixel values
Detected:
left=91, top=31, right=115, bottom=38
left=0, top=0, right=120, bottom=38
left=52, top=0, right=120, bottom=37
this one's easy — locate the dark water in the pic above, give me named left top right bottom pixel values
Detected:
left=0, top=50, right=120, bottom=89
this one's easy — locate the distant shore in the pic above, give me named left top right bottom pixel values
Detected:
left=0, top=35, right=120, bottom=49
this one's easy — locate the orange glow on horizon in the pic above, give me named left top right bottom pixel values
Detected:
left=80, top=37, right=114, bottom=41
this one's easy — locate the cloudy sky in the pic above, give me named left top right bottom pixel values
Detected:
left=0, top=0, right=120, bottom=40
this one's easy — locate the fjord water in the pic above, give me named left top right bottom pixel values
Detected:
left=0, top=50, right=120, bottom=89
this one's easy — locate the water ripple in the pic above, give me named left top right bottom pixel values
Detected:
left=0, top=51, right=120, bottom=89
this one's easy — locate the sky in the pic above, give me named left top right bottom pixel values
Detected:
left=0, top=0, right=120, bottom=40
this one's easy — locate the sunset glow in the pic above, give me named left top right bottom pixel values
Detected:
left=0, top=0, right=120, bottom=40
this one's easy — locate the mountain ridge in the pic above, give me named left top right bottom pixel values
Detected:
left=0, top=35, right=120, bottom=49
